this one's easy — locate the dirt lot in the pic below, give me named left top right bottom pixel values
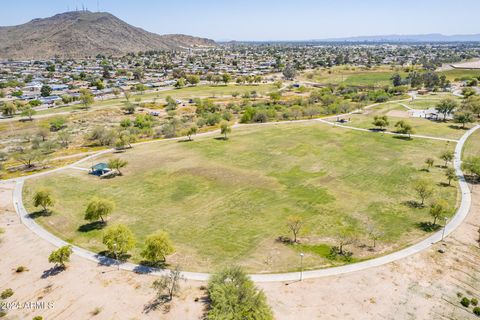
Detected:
left=1, top=181, right=480, bottom=319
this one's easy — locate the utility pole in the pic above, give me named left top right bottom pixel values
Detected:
left=299, top=253, right=304, bottom=281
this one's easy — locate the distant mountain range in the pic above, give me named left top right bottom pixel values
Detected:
left=0, top=11, right=216, bottom=60
left=316, top=33, right=480, bottom=43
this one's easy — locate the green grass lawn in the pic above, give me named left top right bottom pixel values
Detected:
left=403, top=95, right=461, bottom=110
left=463, top=128, right=480, bottom=159
left=343, top=103, right=473, bottom=140
left=302, top=67, right=407, bottom=87
left=403, top=99, right=441, bottom=110
left=438, top=69, right=480, bottom=81
left=23, top=122, right=458, bottom=272
left=33, top=84, right=276, bottom=117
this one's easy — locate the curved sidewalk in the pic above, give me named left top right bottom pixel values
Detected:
left=7, top=121, right=479, bottom=282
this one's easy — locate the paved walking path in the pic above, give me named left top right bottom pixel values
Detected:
left=4, top=106, right=479, bottom=281
left=316, top=118, right=460, bottom=143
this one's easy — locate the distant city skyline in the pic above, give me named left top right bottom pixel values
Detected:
left=1, top=0, right=479, bottom=41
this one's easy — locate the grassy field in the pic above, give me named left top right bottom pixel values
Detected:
left=33, top=84, right=277, bottom=117
left=438, top=69, right=480, bottom=81
left=343, top=102, right=474, bottom=140
left=402, top=96, right=461, bottom=110
left=463, top=128, right=480, bottom=159
left=23, top=122, right=458, bottom=272
left=302, top=66, right=408, bottom=87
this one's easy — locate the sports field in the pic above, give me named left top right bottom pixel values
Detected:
left=23, top=122, right=459, bottom=272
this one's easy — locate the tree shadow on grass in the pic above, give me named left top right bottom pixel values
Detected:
left=438, top=182, right=452, bottom=188
left=78, top=221, right=106, bottom=233
left=403, top=200, right=424, bottom=209
left=96, top=251, right=131, bottom=266
left=392, top=135, right=413, bottom=141
left=417, top=222, right=441, bottom=232
left=28, top=210, right=52, bottom=219
left=41, top=265, right=65, bottom=279
left=448, top=125, right=469, bottom=131
left=214, top=137, right=228, bottom=141
left=133, top=261, right=167, bottom=274
left=177, top=139, right=193, bottom=143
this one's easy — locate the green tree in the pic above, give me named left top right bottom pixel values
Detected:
left=220, top=121, right=231, bottom=140
left=462, top=157, right=480, bottom=181
left=268, top=91, right=282, bottom=102
left=185, top=126, right=198, bottom=141
left=186, top=74, right=200, bottom=86
left=84, top=197, right=115, bottom=223
left=102, top=224, right=136, bottom=256
left=175, top=78, right=186, bottom=88
left=414, top=180, right=433, bottom=206
left=429, top=200, right=448, bottom=226
left=453, top=112, right=474, bottom=128
left=282, top=64, right=296, bottom=80
left=372, top=115, right=389, bottom=130
left=394, top=120, right=414, bottom=138
left=141, top=231, right=175, bottom=264
left=445, top=167, right=457, bottom=186
left=122, top=102, right=136, bottom=114
left=152, top=266, right=184, bottom=301
left=435, top=98, right=458, bottom=121
left=425, top=157, right=434, bottom=169
left=48, top=245, right=72, bottom=268
left=33, top=189, right=54, bottom=213
left=391, top=73, right=402, bottom=87
left=29, top=99, right=42, bottom=107
left=222, top=73, right=231, bottom=85
left=40, top=85, right=52, bottom=97
left=57, top=130, right=72, bottom=148
left=462, top=96, right=480, bottom=117
left=14, top=149, right=43, bottom=168
left=21, top=105, right=36, bottom=120
left=1, top=102, right=16, bottom=117
left=49, top=116, right=67, bottom=131
left=132, top=68, right=144, bottom=81
left=440, top=150, right=454, bottom=167
left=108, top=158, right=128, bottom=175
left=286, top=215, right=303, bottom=243
left=79, top=89, right=94, bottom=109
left=207, top=267, right=273, bottom=320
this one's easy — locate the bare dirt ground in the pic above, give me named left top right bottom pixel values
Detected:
left=386, top=110, right=410, bottom=118
left=1, top=180, right=480, bottom=319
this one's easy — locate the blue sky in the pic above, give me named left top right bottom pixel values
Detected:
left=1, top=0, right=479, bottom=41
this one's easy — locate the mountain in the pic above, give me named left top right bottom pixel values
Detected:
left=317, top=33, right=480, bottom=43
left=0, top=11, right=216, bottom=60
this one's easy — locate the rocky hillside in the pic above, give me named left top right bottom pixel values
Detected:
left=0, top=11, right=216, bottom=59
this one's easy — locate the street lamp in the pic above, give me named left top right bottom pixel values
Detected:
left=441, top=217, right=448, bottom=242
left=299, top=253, right=304, bottom=281
left=113, top=243, right=119, bottom=270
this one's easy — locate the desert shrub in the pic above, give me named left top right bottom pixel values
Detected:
left=32, top=317, right=43, bottom=320
left=16, top=266, right=27, bottom=273
left=0, top=288, right=14, bottom=299
left=472, top=298, right=479, bottom=306
left=90, top=307, right=102, bottom=316
left=473, top=307, right=480, bottom=316
left=461, top=297, right=471, bottom=307
left=207, top=266, right=273, bottom=320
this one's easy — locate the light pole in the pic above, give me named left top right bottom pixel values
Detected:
left=113, top=243, right=119, bottom=270
left=299, top=253, right=304, bottom=281
left=441, top=217, right=448, bottom=242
